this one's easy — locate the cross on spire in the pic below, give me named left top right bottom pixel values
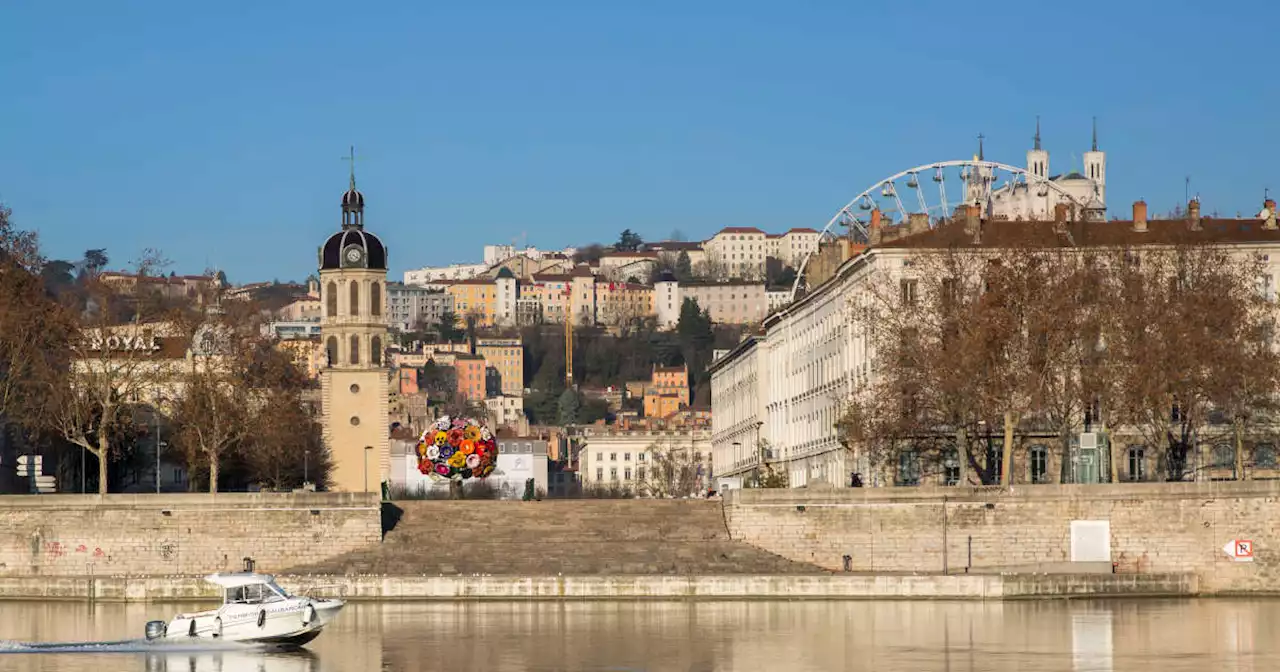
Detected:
left=342, top=145, right=358, bottom=190
left=977, top=133, right=985, bottom=161
left=1034, top=116, right=1041, bottom=151
left=1091, top=117, right=1098, bottom=152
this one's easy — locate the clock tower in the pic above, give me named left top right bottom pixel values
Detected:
left=317, top=158, right=390, bottom=493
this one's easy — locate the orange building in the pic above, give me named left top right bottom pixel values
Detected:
left=445, top=278, right=498, bottom=327
left=454, top=353, right=486, bottom=401
left=643, top=364, right=690, bottom=418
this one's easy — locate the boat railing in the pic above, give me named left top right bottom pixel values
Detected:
left=295, top=582, right=348, bottom=598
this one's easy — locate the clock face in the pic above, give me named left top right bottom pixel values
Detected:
left=344, top=246, right=364, bottom=264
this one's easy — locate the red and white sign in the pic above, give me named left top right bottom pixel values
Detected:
left=1223, top=539, right=1254, bottom=562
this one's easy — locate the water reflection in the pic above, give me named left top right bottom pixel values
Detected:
left=0, top=599, right=1278, bottom=671
left=142, top=649, right=318, bottom=672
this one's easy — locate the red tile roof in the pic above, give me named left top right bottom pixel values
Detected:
left=717, top=226, right=767, bottom=235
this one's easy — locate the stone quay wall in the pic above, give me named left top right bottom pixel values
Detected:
left=723, top=481, right=1280, bottom=593
left=0, top=493, right=382, bottom=577
left=0, top=572, right=1199, bottom=603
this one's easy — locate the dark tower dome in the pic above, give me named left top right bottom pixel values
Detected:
left=320, top=228, right=387, bottom=271
left=319, top=146, right=388, bottom=271
left=342, top=187, right=365, bottom=209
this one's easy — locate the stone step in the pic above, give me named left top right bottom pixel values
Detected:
left=288, top=500, right=824, bottom=576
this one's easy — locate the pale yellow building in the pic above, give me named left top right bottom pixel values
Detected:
left=317, top=169, right=391, bottom=493
left=476, top=337, right=524, bottom=396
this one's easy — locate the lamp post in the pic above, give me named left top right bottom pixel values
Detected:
left=155, top=400, right=167, bottom=494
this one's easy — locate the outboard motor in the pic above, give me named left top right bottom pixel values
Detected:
left=144, top=620, right=167, bottom=640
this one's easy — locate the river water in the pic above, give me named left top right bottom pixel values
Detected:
left=0, top=599, right=1277, bottom=671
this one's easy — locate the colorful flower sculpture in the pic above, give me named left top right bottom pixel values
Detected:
left=415, top=416, right=498, bottom=481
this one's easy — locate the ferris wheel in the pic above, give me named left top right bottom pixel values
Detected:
left=789, top=159, right=1087, bottom=301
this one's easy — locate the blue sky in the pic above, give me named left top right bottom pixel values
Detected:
left=2, top=0, right=1276, bottom=283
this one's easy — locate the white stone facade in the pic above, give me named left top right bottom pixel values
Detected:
left=709, top=247, right=908, bottom=488
left=404, top=263, right=488, bottom=285
left=987, top=125, right=1107, bottom=221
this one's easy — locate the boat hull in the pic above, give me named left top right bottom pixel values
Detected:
left=161, top=598, right=343, bottom=646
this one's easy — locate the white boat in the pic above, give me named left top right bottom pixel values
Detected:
left=145, top=572, right=344, bottom=647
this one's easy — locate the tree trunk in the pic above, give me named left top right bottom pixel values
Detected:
left=1001, top=412, right=1016, bottom=486
left=1106, top=425, right=1118, bottom=483
left=95, top=434, right=110, bottom=495
left=956, top=427, right=968, bottom=486
left=208, top=453, right=219, bottom=494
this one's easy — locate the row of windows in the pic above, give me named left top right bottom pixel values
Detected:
left=597, top=467, right=645, bottom=481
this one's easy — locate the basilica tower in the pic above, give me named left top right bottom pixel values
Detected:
left=318, top=157, right=390, bottom=493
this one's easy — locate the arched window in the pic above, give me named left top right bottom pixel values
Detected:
left=325, top=336, right=338, bottom=367
left=371, top=282, right=382, bottom=317
left=349, top=335, right=360, bottom=365
left=326, top=282, right=337, bottom=318
left=349, top=280, right=360, bottom=317
left=371, top=336, right=382, bottom=366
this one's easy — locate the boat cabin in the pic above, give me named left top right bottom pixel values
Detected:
left=205, top=572, right=293, bottom=606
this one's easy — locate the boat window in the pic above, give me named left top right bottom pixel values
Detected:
left=266, top=581, right=290, bottom=600
left=226, top=583, right=275, bottom=604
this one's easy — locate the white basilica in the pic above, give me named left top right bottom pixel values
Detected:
left=982, top=120, right=1107, bottom=221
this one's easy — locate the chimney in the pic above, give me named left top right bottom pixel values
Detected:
left=1188, top=198, right=1201, bottom=231
left=868, top=208, right=883, bottom=245
left=907, top=212, right=929, bottom=236
left=1132, top=200, right=1148, bottom=233
left=1053, top=203, right=1069, bottom=224
left=1264, top=198, right=1278, bottom=231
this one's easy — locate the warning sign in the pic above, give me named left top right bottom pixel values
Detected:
left=1222, top=539, right=1254, bottom=562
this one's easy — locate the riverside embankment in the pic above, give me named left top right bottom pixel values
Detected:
left=2, top=482, right=1276, bottom=600
left=0, top=572, right=1199, bottom=602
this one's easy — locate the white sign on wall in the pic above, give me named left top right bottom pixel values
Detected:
left=1223, top=539, right=1254, bottom=562
left=1070, top=520, right=1111, bottom=562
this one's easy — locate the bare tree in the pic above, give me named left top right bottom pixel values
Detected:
left=1099, top=244, right=1279, bottom=480
left=0, top=204, right=42, bottom=272
left=638, top=441, right=704, bottom=498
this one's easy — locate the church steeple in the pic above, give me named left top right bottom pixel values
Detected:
left=1091, top=116, right=1098, bottom=151
left=340, top=145, right=365, bottom=230
left=977, top=133, right=985, bottom=161
left=1027, top=117, right=1049, bottom=180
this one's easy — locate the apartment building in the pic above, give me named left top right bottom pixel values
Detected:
left=681, top=280, right=768, bottom=324
left=476, top=337, right=525, bottom=396
left=386, top=281, right=454, bottom=332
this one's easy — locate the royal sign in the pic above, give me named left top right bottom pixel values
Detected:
left=87, top=333, right=162, bottom=353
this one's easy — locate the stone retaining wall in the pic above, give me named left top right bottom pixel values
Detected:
left=724, top=482, right=1280, bottom=593
left=0, top=572, right=1199, bottom=602
left=0, top=493, right=382, bottom=577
